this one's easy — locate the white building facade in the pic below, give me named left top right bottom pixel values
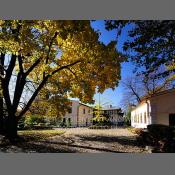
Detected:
left=102, top=105, right=124, bottom=125
left=61, top=100, right=93, bottom=127
left=131, top=89, right=175, bottom=128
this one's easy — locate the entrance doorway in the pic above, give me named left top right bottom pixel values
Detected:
left=169, top=114, right=175, bottom=126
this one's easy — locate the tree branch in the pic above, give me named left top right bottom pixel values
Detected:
left=25, top=58, right=41, bottom=76
left=18, top=55, right=24, bottom=74
left=18, top=60, right=81, bottom=118
left=5, top=54, right=17, bottom=86
left=51, top=60, right=81, bottom=76
left=46, top=31, right=58, bottom=64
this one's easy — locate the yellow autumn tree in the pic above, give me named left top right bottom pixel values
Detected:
left=0, top=20, right=124, bottom=139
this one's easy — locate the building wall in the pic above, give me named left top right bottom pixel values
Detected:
left=131, top=90, right=175, bottom=128
left=150, top=91, right=175, bottom=126
left=62, top=100, right=79, bottom=127
left=61, top=101, right=93, bottom=127
left=131, top=102, right=149, bottom=128
left=103, top=109, right=124, bottom=124
left=78, top=104, right=93, bottom=126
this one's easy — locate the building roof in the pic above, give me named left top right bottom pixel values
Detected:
left=132, top=88, right=175, bottom=111
left=102, top=107, right=120, bottom=110
left=138, top=88, right=175, bottom=104
left=102, top=105, right=121, bottom=111
left=67, top=99, right=94, bottom=108
left=79, top=102, right=94, bottom=108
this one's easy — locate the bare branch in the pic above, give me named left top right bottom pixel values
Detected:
left=18, top=60, right=81, bottom=118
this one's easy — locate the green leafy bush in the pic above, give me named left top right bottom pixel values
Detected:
left=24, top=115, right=46, bottom=128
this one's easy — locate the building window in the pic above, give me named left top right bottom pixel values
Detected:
left=83, top=108, right=85, bottom=114
left=67, top=118, right=71, bottom=127
left=144, top=112, right=147, bottom=123
left=63, top=118, right=66, bottom=124
left=136, top=115, right=137, bottom=123
left=88, top=109, right=91, bottom=114
left=137, top=115, right=139, bottom=123
left=86, top=118, right=88, bottom=126
left=68, top=108, right=72, bottom=113
left=140, top=113, right=142, bottom=123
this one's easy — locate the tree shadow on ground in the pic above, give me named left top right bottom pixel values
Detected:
left=0, top=134, right=142, bottom=153
left=72, top=135, right=142, bottom=147
left=0, top=140, right=124, bottom=153
left=43, top=140, right=125, bottom=153
left=0, top=141, right=77, bottom=153
left=0, top=135, right=77, bottom=153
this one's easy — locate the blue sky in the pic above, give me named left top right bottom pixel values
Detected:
left=91, top=20, right=135, bottom=107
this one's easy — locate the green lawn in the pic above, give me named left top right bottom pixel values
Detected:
left=18, top=130, right=65, bottom=141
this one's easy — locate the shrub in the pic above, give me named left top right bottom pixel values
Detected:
left=89, top=125, right=111, bottom=129
left=117, top=122, right=124, bottom=126
left=67, top=120, right=72, bottom=128
left=124, top=109, right=131, bottom=126
left=134, top=128, right=144, bottom=135
left=137, top=130, right=154, bottom=146
left=24, top=115, right=46, bottom=128
left=137, top=124, right=175, bottom=152
left=60, top=122, right=67, bottom=127
left=147, top=124, right=174, bottom=141
left=128, top=127, right=144, bottom=135
left=17, top=117, right=25, bottom=130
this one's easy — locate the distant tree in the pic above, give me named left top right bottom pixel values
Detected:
left=92, top=104, right=109, bottom=125
left=124, top=107, right=131, bottom=126
left=120, top=75, right=143, bottom=109
left=142, top=68, right=175, bottom=96
left=120, top=69, right=175, bottom=109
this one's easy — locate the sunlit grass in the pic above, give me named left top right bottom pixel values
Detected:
left=18, top=130, right=65, bottom=141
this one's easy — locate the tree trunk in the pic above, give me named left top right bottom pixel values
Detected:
left=4, top=116, right=18, bottom=140
left=0, top=117, right=4, bottom=134
left=0, top=53, right=5, bottom=134
left=0, top=99, right=4, bottom=133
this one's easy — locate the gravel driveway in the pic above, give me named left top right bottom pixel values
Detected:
left=46, top=128, right=146, bottom=153
left=0, top=128, right=146, bottom=153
